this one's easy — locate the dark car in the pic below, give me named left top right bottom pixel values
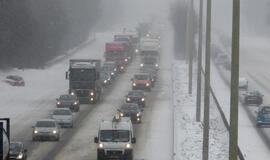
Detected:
left=126, top=90, right=146, bottom=107
left=118, top=103, right=143, bottom=123
left=102, top=62, right=118, bottom=79
left=100, top=71, right=111, bottom=87
left=9, top=141, right=27, bottom=160
left=241, top=91, right=263, bottom=105
left=56, top=94, right=80, bottom=112
left=4, top=75, right=25, bottom=86
left=140, top=67, right=157, bottom=86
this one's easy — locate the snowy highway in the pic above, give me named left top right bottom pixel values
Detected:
left=210, top=35, right=270, bottom=160
left=0, top=22, right=174, bottom=160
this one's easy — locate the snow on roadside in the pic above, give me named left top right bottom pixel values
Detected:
left=173, top=60, right=228, bottom=160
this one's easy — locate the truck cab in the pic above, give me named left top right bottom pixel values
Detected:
left=66, top=59, right=102, bottom=104
left=94, top=115, right=136, bottom=160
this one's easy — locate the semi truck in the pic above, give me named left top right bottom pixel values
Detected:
left=66, top=59, right=102, bottom=104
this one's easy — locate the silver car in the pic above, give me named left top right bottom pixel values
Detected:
left=32, top=119, right=60, bottom=141
left=52, top=108, right=73, bottom=128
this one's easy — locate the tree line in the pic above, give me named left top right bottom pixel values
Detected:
left=0, top=0, right=100, bottom=68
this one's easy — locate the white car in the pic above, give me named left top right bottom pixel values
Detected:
left=52, top=108, right=73, bottom=128
left=32, top=119, right=60, bottom=141
left=239, top=77, right=248, bottom=90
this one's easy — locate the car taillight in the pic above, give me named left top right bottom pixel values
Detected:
left=245, top=96, right=248, bottom=99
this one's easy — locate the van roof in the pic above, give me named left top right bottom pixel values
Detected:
left=99, top=117, right=132, bottom=130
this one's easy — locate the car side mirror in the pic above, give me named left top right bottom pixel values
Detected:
left=141, top=109, right=144, bottom=112
left=31, top=126, right=34, bottom=128
left=117, top=109, right=120, bottom=112
left=56, top=98, right=58, bottom=101
left=131, top=78, right=133, bottom=81
left=131, top=137, right=136, bottom=144
left=94, top=137, right=98, bottom=143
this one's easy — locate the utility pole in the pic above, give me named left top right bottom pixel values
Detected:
left=202, top=0, right=212, bottom=160
left=188, top=0, right=194, bottom=94
left=196, top=0, right=203, bottom=122
left=229, top=0, right=240, bottom=159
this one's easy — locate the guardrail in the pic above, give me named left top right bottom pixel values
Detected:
left=201, top=69, right=245, bottom=160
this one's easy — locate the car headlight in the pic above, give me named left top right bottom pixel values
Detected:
left=146, top=83, right=150, bottom=87
left=137, top=117, right=140, bottom=121
left=111, top=72, right=114, bottom=75
left=57, top=101, right=61, bottom=105
left=17, top=153, right=23, bottom=159
left=90, top=98, right=94, bottom=101
left=73, top=101, right=78, bottom=105
left=133, top=83, right=136, bottom=87
left=125, top=58, right=128, bottom=62
left=136, top=112, right=141, bottom=117
left=121, top=66, right=124, bottom=70
left=99, top=143, right=104, bottom=148
left=52, top=130, right=57, bottom=134
left=127, top=97, right=131, bottom=101
left=155, top=64, right=159, bottom=67
left=70, top=92, right=75, bottom=95
left=34, top=130, right=38, bottom=134
left=135, top=49, right=139, bottom=53
left=104, top=80, right=107, bottom=84
left=114, top=68, right=117, bottom=71
left=120, top=113, right=124, bottom=117
left=90, top=92, right=94, bottom=96
left=141, top=98, right=145, bottom=102
left=140, top=64, right=144, bottom=67
left=126, top=143, right=131, bottom=148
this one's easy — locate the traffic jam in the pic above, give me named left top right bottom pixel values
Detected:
left=7, top=30, right=161, bottom=160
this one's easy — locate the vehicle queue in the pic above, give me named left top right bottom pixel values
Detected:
left=8, top=30, right=161, bottom=160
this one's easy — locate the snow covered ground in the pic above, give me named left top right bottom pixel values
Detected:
left=172, top=61, right=229, bottom=160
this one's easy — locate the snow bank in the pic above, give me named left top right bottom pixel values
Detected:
left=173, top=61, right=228, bottom=160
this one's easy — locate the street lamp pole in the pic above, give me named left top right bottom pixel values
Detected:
left=196, top=0, right=203, bottom=122
left=229, top=0, right=240, bottom=159
left=202, top=0, right=212, bottom=159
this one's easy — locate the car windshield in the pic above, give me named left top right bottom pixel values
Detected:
left=100, top=130, right=130, bottom=142
left=128, top=91, right=143, bottom=97
left=134, top=75, right=148, bottom=80
left=60, top=95, right=76, bottom=100
left=262, top=107, right=270, bottom=114
left=248, top=92, right=260, bottom=96
left=53, top=110, right=71, bottom=115
left=9, top=142, right=21, bottom=152
left=122, top=104, right=138, bottom=111
left=36, top=121, right=56, bottom=127
left=141, top=51, right=159, bottom=56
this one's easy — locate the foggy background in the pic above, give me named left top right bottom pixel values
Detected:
left=0, top=0, right=269, bottom=68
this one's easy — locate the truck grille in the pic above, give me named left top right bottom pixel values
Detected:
left=107, top=150, right=122, bottom=156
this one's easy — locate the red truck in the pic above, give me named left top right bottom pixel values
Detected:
left=114, top=35, right=134, bottom=62
left=105, top=42, right=128, bottom=72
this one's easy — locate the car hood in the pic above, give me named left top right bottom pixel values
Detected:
left=102, top=142, right=131, bottom=149
left=133, top=80, right=149, bottom=84
left=120, top=109, right=137, bottom=114
left=9, top=150, right=20, bottom=156
left=35, top=127, right=57, bottom=132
